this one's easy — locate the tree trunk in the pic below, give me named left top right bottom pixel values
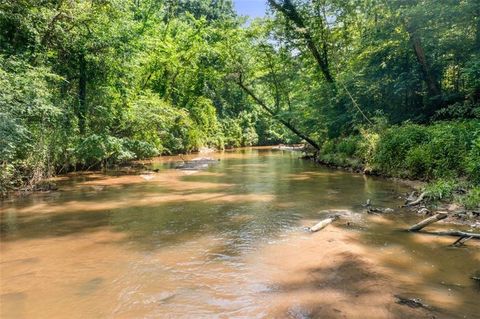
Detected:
left=409, top=32, right=441, bottom=98
left=406, top=25, right=442, bottom=115
left=425, top=230, right=480, bottom=239
left=78, top=53, right=87, bottom=135
left=267, top=0, right=335, bottom=85
left=237, top=81, right=321, bottom=150
left=408, top=213, right=447, bottom=232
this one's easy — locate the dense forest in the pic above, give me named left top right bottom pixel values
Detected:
left=1, top=0, right=479, bottom=205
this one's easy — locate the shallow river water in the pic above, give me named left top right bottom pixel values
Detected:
left=1, top=148, right=479, bottom=319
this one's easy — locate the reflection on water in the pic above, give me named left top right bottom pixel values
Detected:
left=1, top=148, right=479, bottom=318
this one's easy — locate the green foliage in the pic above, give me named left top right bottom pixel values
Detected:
left=321, top=140, right=336, bottom=155
left=424, top=179, right=459, bottom=201
left=2, top=0, right=480, bottom=195
left=321, top=135, right=361, bottom=158
left=370, top=121, right=479, bottom=180
left=337, top=136, right=361, bottom=157
left=466, top=137, right=480, bottom=185
left=319, top=121, right=480, bottom=184
left=461, top=187, right=480, bottom=210
left=75, top=135, right=134, bottom=167
left=121, top=139, right=158, bottom=160
left=404, top=145, right=433, bottom=178
left=373, top=124, right=431, bottom=176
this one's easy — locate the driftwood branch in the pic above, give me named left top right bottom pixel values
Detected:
left=409, top=213, right=447, bottom=231
left=309, top=216, right=339, bottom=232
left=451, top=236, right=474, bottom=247
left=404, top=191, right=426, bottom=207
left=426, top=230, right=480, bottom=239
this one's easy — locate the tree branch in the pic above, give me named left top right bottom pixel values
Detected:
left=267, top=0, right=335, bottom=84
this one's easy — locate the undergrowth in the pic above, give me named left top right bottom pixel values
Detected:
left=318, top=120, right=480, bottom=209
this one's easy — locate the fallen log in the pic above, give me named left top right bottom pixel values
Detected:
left=404, top=191, right=427, bottom=207
left=309, top=216, right=339, bottom=232
left=451, top=236, right=474, bottom=247
left=426, top=230, right=480, bottom=239
left=409, top=212, right=447, bottom=231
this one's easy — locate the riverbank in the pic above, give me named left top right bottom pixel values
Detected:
left=301, top=120, right=480, bottom=227
left=307, top=153, right=480, bottom=229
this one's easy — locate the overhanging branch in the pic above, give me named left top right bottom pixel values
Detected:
left=236, top=79, right=320, bottom=150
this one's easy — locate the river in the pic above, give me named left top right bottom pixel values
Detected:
left=1, top=148, right=479, bottom=318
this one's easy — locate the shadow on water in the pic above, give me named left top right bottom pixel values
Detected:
left=265, top=213, right=480, bottom=318
left=1, top=148, right=478, bottom=318
left=269, top=257, right=434, bottom=319
left=355, top=219, right=480, bottom=318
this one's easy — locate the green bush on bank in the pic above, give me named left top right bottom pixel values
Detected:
left=75, top=135, right=161, bottom=168
left=320, top=120, right=480, bottom=183
left=377, top=121, right=479, bottom=181
left=318, top=120, right=480, bottom=208
left=462, top=187, right=480, bottom=210
left=423, top=179, right=460, bottom=201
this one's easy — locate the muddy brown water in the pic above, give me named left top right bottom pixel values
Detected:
left=1, top=148, right=479, bottom=319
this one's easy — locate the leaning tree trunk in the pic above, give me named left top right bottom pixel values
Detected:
left=267, top=0, right=335, bottom=86
left=237, top=81, right=321, bottom=150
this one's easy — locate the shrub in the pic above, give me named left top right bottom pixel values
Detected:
left=424, top=179, right=459, bottom=201
left=75, top=134, right=135, bottom=167
left=405, top=145, right=434, bottom=179
left=122, top=139, right=159, bottom=159
left=426, top=122, right=471, bottom=178
left=337, top=135, right=360, bottom=157
left=461, top=187, right=480, bottom=210
left=465, top=137, right=480, bottom=185
left=373, top=124, right=430, bottom=176
left=0, top=163, right=15, bottom=196
left=357, top=128, right=379, bottom=164
left=321, top=139, right=336, bottom=155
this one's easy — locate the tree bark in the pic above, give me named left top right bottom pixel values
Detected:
left=78, top=53, right=87, bottom=135
left=237, top=80, right=321, bottom=150
left=405, top=25, right=442, bottom=113
left=409, top=32, right=441, bottom=98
